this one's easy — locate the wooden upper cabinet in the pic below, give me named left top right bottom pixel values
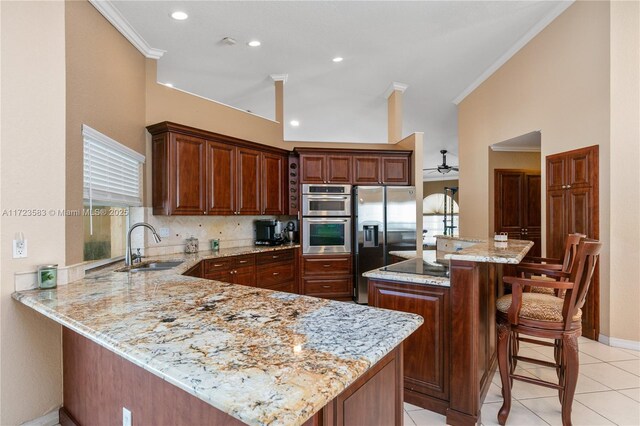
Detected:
left=326, top=155, right=352, bottom=183
left=206, top=142, right=235, bottom=215
left=381, top=155, right=410, bottom=185
left=567, top=147, right=596, bottom=188
left=261, top=153, right=285, bottom=215
left=152, top=134, right=169, bottom=215
left=353, top=156, right=381, bottom=184
left=546, top=156, right=566, bottom=190
left=237, top=147, right=261, bottom=215
left=171, top=134, right=206, bottom=215
left=300, top=154, right=326, bottom=183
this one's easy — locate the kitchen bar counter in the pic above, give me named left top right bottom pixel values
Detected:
left=13, top=247, right=422, bottom=426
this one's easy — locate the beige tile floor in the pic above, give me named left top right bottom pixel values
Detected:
left=404, top=337, right=640, bottom=425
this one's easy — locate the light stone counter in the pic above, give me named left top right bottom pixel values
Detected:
left=13, top=244, right=422, bottom=426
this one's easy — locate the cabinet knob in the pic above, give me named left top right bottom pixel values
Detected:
left=239, top=260, right=248, bottom=264
left=567, top=185, right=571, bottom=189
left=272, top=272, right=279, bottom=276
left=323, top=264, right=331, bottom=268
left=322, top=285, right=331, bottom=289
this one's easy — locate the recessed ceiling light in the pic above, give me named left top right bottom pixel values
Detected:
left=332, top=57, right=343, bottom=63
left=290, top=120, right=300, bottom=127
left=164, top=82, right=174, bottom=88
left=170, top=11, right=188, bottom=21
left=247, top=40, right=261, bottom=47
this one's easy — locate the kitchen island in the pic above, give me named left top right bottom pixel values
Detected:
left=365, top=237, right=533, bottom=426
left=13, top=245, right=422, bottom=426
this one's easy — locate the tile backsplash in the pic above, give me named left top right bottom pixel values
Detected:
left=130, top=207, right=294, bottom=256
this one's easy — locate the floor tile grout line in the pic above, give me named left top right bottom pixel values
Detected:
left=606, top=360, right=640, bottom=378
left=572, top=398, right=620, bottom=425
left=613, top=387, right=640, bottom=404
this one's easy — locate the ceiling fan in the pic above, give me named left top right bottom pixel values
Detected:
left=423, top=150, right=459, bottom=175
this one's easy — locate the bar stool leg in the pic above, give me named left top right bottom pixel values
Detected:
left=497, top=321, right=512, bottom=425
left=561, top=334, right=579, bottom=426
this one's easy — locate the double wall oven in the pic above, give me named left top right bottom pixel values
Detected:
left=301, top=184, right=352, bottom=254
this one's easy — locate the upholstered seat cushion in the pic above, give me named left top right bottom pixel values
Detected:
left=530, top=276, right=557, bottom=296
left=497, top=293, right=581, bottom=322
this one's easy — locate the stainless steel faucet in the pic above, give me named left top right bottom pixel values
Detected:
left=125, top=222, right=162, bottom=266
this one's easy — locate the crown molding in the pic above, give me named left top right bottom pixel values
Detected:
left=89, top=0, right=166, bottom=59
left=490, top=145, right=541, bottom=153
left=270, top=74, right=289, bottom=84
left=452, top=0, right=574, bottom=105
left=385, top=82, right=409, bottom=98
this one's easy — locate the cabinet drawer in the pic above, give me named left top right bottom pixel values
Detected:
left=257, top=262, right=296, bottom=286
left=256, top=249, right=294, bottom=265
left=233, top=254, right=256, bottom=268
left=261, top=280, right=295, bottom=293
left=204, top=258, right=232, bottom=274
left=302, top=255, right=351, bottom=276
left=304, top=277, right=352, bottom=297
left=204, top=270, right=231, bottom=282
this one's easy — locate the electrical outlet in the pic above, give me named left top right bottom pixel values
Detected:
left=12, top=239, right=27, bottom=258
left=122, top=407, right=132, bottom=426
left=158, top=227, right=170, bottom=238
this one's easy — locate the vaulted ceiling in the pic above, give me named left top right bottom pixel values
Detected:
left=109, top=0, right=571, bottom=180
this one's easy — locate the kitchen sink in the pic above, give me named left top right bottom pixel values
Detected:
left=116, top=261, right=184, bottom=272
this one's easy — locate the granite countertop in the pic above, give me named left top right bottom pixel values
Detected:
left=13, top=244, right=422, bottom=426
left=440, top=237, right=533, bottom=264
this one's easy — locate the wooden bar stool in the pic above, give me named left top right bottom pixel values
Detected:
left=496, top=239, right=602, bottom=426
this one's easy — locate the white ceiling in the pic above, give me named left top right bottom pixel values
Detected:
left=110, top=0, right=570, bottom=180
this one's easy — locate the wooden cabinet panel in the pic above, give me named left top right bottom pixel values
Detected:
left=381, top=156, right=410, bottom=185
left=302, top=255, right=352, bottom=276
left=257, top=262, right=296, bottom=287
left=546, top=189, right=567, bottom=259
left=524, top=174, right=542, bottom=257
left=567, top=148, right=595, bottom=188
left=206, top=142, right=236, bottom=215
left=303, top=277, right=352, bottom=298
left=326, top=155, right=352, bottom=183
left=172, top=134, right=206, bottom=215
left=353, top=156, right=381, bottom=184
left=152, top=134, right=169, bottom=215
left=547, top=156, right=566, bottom=190
left=368, top=280, right=449, bottom=401
left=237, top=147, right=261, bottom=215
left=261, top=153, right=285, bottom=215
left=300, top=155, right=326, bottom=183
left=567, top=187, right=592, bottom=236
left=205, top=258, right=232, bottom=274
left=257, top=249, right=294, bottom=265
left=234, top=265, right=257, bottom=287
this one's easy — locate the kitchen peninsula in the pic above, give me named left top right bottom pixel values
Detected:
left=365, top=236, right=533, bottom=426
left=13, top=245, right=423, bottom=426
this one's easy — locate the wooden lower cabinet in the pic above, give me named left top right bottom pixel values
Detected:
left=61, top=328, right=404, bottom=426
left=369, top=279, right=450, bottom=412
left=301, top=254, right=353, bottom=301
left=198, top=248, right=297, bottom=294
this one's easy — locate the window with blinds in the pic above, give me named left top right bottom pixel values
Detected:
left=82, top=124, right=145, bottom=206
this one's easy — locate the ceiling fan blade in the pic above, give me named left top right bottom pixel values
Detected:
left=422, top=167, right=438, bottom=171
left=451, top=167, right=459, bottom=171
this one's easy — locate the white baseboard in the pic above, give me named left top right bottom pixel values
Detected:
left=599, top=334, right=640, bottom=351
left=21, top=409, right=59, bottom=426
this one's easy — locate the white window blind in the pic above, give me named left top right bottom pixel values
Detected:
left=83, top=125, right=145, bottom=206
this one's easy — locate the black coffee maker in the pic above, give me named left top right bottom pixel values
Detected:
left=255, top=220, right=285, bottom=246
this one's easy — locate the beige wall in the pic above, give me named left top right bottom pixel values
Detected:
left=1, top=1, right=67, bottom=423
left=609, top=0, right=640, bottom=343
left=488, top=151, right=541, bottom=236
left=458, top=1, right=638, bottom=342
left=65, top=0, right=147, bottom=265
left=423, top=179, right=459, bottom=197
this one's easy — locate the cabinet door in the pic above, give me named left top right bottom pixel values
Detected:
left=234, top=265, right=257, bottom=287
left=353, top=156, right=381, bottom=184
left=566, top=146, right=597, bottom=189
left=524, top=173, right=542, bottom=257
left=236, top=147, right=261, bottom=215
left=152, top=134, right=169, bottom=215
left=206, top=142, right=236, bottom=215
left=381, top=155, right=410, bottom=185
left=171, top=134, right=206, bottom=215
left=369, top=280, right=449, bottom=401
left=495, top=171, right=524, bottom=239
left=546, top=189, right=567, bottom=259
left=261, top=153, right=285, bottom=215
left=300, top=155, right=326, bottom=183
left=546, top=156, right=566, bottom=190
left=326, top=155, right=352, bottom=184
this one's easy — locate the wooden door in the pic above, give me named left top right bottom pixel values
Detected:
left=300, top=154, right=326, bottom=183
left=546, top=156, right=566, bottom=190
left=261, top=153, right=285, bottom=215
left=495, top=170, right=542, bottom=256
left=523, top=174, right=542, bottom=257
left=353, top=156, right=381, bottom=184
left=381, top=155, right=410, bottom=185
left=206, top=142, right=236, bottom=215
left=171, top=134, right=206, bottom=215
left=236, top=147, right=261, bottom=215
left=326, top=155, right=352, bottom=183
left=546, top=145, right=599, bottom=339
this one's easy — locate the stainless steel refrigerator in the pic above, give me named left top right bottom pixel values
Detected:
left=354, top=186, right=417, bottom=304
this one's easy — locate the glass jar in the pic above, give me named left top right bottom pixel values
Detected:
left=38, top=264, right=58, bottom=289
left=184, top=237, right=199, bottom=254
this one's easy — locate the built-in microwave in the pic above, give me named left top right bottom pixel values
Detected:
left=302, top=184, right=352, bottom=217
left=302, top=217, right=352, bottom=254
